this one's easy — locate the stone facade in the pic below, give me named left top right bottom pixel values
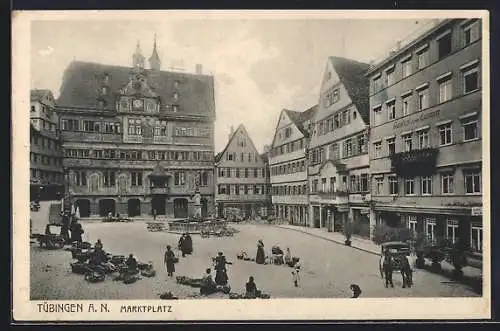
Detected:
left=57, top=40, right=216, bottom=218
left=367, top=18, right=483, bottom=253
left=30, top=90, right=64, bottom=199
left=215, top=125, right=271, bottom=219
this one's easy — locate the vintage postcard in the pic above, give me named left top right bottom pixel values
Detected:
left=12, top=10, right=490, bottom=321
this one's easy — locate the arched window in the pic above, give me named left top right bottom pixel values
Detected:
left=198, top=171, right=209, bottom=186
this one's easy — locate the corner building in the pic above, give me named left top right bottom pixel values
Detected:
left=269, top=106, right=316, bottom=226
left=57, top=40, right=216, bottom=218
left=307, top=57, right=371, bottom=237
left=214, top=124, right=271, bottom=219
left=367, top=19, right=483, bottom=255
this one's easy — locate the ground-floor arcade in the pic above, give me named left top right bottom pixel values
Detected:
left=71, top=195, right=215, bottom=219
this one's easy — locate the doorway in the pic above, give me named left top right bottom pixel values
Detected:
left=127, top=199, right=141, bottom=217
left=174, top=198, right=188, bottom=218
left=75, top=199, right=91, bottom=218
left=201, top=198, right=208, bottom=218
left=151, top=196, right=166, bottom=215
left=99, top=199, right=116, bottom=217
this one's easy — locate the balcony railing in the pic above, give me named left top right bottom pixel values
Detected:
left=316, top=189, right=349, bottom=200
left=390, top=148, right=438, bottom=176
left=150, top=186, right=170, bottom=195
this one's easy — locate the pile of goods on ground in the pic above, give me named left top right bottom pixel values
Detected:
left=236, top=251, right=255, bottom=262
left=176, top=276, right=231, bottom=294
left=67, top=242, right=156, bottom=284
left=228, top=292, right=271, bottom=299
left=102, top=216, right=133, bottom=223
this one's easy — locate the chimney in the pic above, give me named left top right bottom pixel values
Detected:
left=195, top=64, right=203, bottom=75
left=395, top=40, right=402, bottom=51
left=229, top=125, right=234, bottom=140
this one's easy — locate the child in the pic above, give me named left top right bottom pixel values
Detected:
left=292, top=258, right=301, bottom=287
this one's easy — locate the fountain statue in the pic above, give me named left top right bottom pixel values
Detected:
left=192, top=187, right=202, bottom=220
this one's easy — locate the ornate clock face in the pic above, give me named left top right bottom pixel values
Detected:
left=133, top=99, right=144, bottom=109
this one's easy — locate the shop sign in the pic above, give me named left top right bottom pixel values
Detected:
left=471, top=207, right=482, bottom=216
left=359, top=208, right=370, bottom=215
left=349, top=194, right=369, bottom=203
left=393, top=109, right=440, bottom=130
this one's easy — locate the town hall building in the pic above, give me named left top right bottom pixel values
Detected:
left=57, top=38, right=216, bottom=218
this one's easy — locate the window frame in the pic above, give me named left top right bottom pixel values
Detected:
left=404, top=177, right=415, bottom=196
left=464, top=169, right=481, bottom=194
left=389, top=176, right=398, bottom=195
left=402, top=59, right=413, bottom=78
left=446, top=219, right=459, bottom=244
left=417, top=88, right=429, bottom=111
left=462, top=118, right=479, bottom=141
left=417, top=129, right=430, bottom=149
left=402, top=134, right=413, bottom=152
left=439, top=77, right=453, bottom=103
left=470, top=224, right=483, bottom=252
left=441, top=172, right=455, bottom=194
left=463, top=66, right=479, bottom=94
left=421, top=175, right=433, bottom=195
left=437, top=32, right=452, bottom=60
left=438, top=123, right=453, bottom=146
left=373, top=141, right=382, bottom=158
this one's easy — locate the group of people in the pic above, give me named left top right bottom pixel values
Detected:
left=380, top=249, right=413, bottom=289
left=163, top=233, right=195, bottom=278
left=60, top=211, right=85, bottom=244
left=178, top=233, right=193, bottom=257
left=256, top=240, right=301, bottom=287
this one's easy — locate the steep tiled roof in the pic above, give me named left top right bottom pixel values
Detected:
left=215, top=124, right=242, bottom=163
left=30, top=89, right=52, bottom=102
left=215, top=124, right=263, bottom=164
left=56, top=61, right=215, bottom=116
left=329, top=56, right=370, bottom=124
left=284, top=104, right=317, bottom=137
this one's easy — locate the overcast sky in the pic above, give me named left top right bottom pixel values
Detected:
left=31, top=18, right=436, bottom=153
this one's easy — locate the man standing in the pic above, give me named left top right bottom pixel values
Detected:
left=70, top=220, right=84, bottom=244
left=164, top=245, right=176, bottom=278
left=178, top=234, right=186, bottom=257
left=383, top=250, right=394, bottom=288
left=153, top=209, right=157, bottom=221
left=401, top=254, right=413, bottom=288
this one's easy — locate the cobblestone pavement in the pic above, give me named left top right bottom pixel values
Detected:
left=30, top=203, right=480, bottom=300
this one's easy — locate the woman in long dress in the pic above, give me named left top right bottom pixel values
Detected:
left=164, top=245, right=176, bottom=277
left=256, top=240, right=265, bottom=264
left=214, top=252, right=231, bottom=285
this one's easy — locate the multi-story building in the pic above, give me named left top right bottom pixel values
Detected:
left=30, top=89, right=64, bottom=200
left=367, top=18, right=483, bottom=253
left=56, top=39, right=216, bottom=218
left=214, top=124, right=271, bottom=219
left=307, top=57, right=371, bottom=237
left=269, top=106, right=317, bottom=226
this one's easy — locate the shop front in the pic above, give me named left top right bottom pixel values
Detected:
left=351, top=206, right=371, bottom=238
left=375, top=205, right=483, bottom=255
